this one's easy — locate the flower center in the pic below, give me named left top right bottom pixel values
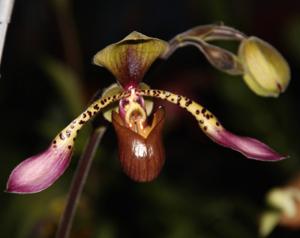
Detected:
left=119, top=89, right=151, bottom=138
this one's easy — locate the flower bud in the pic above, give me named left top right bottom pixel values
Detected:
left=238, top=36, right=290, bottom=97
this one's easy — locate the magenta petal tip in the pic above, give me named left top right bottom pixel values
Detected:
left=211, top=129, right=286, bottom=161
left=6, top=145, right=72, bottom=194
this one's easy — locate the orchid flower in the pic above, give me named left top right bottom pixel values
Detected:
left=6, top=24, right=288, bottom=194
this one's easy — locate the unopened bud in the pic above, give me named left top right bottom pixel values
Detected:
left=238, top=37, right=290, bottom=97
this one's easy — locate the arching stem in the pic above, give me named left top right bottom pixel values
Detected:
left=56, top=126, right=106, bottom=238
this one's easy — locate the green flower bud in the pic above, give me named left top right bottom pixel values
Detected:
left=238, top=36, right=290, bottom=97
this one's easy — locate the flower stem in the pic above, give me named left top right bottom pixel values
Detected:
left=56, top=126, right=107, bottom=238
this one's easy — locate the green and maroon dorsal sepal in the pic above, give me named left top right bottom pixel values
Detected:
left=93, top=31, right=168, bottom=90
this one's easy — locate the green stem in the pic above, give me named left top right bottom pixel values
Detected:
left=56, top=126, right=106, bottom=238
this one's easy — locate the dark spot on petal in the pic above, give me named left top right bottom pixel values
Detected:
left=66, top=130, right=71, bottom=137
left=94, top=104, right=100, bottom=110
left=185, top=100, right=192, bottom=107
left=68, top=145, right=72, bottom=149
left=203, top=126, right=207, bottom=131
left=79, top=120, right=85, bottom=125
left=177, top=96, right=181, bottom=105
left=83, top=113, right=87, bottom=118
left=216, top=122, right=220, bottom=126
left=201, top=108, right=206, bottom=114
left=87, top=111, right=92, bottom=117
left=59, top=133, right=65, bottom=140
left=196, top=110, right=200, bottom=115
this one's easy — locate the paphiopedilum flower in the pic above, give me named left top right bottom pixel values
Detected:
left=7, top=26, right=287, bottom=194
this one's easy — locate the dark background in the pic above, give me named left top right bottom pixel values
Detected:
left=1, top=0, right=300, bottom=237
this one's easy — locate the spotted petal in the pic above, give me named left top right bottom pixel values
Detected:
left=6, top=91, right=130, bottom=194
left=138, top=89, right=286, bottom=161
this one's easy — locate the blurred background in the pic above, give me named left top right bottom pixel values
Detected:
left=1, top=0, right=300, bottom=237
